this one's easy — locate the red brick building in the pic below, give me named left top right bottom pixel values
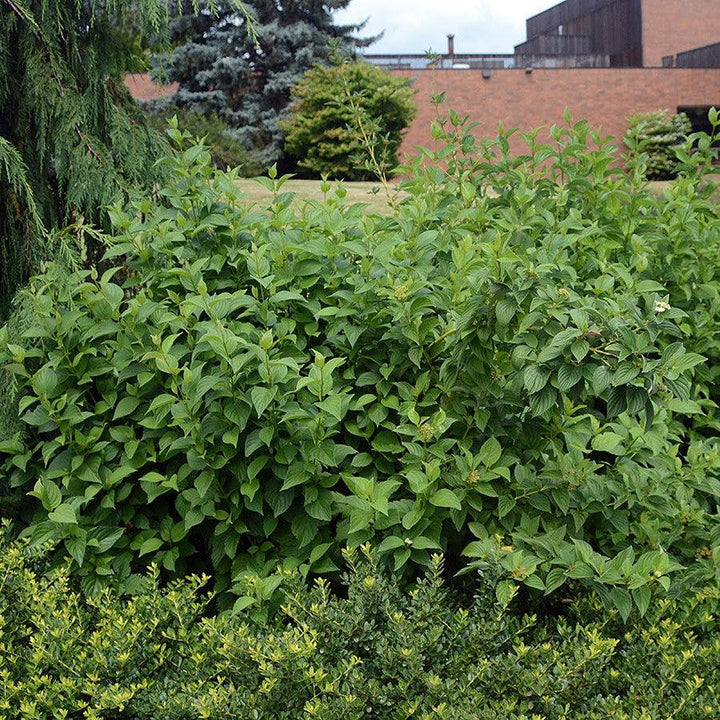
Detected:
left=368, top=0, right=720, bottom=157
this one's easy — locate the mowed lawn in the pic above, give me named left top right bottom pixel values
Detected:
left=236, top=176, right=720, bottom=214
left=236, top=178, right=402, bottom=214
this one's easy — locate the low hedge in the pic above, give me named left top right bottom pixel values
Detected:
left=2, top=534, right=718, bottom=720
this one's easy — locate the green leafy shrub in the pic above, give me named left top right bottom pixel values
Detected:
left=1, top=536, right=719, bottom=720
left=1, top=115, right=720, bottom=617
left=624, top=109, right=692, bottom=179
left=144, top=106, right=264, bottom=174
left=282, top=60, right=416, bottom=180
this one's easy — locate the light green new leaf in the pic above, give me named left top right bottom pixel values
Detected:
left=429, top=489, right=462, bottom=510
left=48, top=504, right=77, bottom=524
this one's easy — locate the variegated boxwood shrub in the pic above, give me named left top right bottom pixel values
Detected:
left=1, top=115, right=719, bottom=616
left=2, top=535, right=719, bottom=720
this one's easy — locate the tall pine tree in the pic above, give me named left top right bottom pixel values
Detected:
left=0, top=0, right=171, bottom=318
left=163, top=0, right=373, bottom=167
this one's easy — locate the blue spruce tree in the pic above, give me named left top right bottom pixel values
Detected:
left=163, top=0, right=374, bottom=167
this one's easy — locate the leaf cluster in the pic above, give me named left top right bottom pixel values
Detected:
left=282, top=60, right=417, bottom=180
left=144, top=104, right=265, bottom=174
left=624, top=109, right=693, bottom=180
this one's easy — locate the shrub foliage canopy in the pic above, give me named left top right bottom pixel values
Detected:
left=282, top=60, right=417, bottom=179
left=2, top=536, right=719, bottom=719
left=1, top=113, right=720, bottom=619
left=624, top=109, right=692, bottom=180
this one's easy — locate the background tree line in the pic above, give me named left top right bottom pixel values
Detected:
left=0, top=0, right=416, bottom=318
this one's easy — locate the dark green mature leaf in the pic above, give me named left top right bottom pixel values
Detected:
left=524, top=366, right=550, bottom=394
left=251, top=387, right=275, bottom=417
left=557, top=365, right=582, bottom=391
left=429, top=489, right=462, bottom=510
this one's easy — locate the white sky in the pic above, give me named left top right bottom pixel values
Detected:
left=335, top=0, right=559, bottom=55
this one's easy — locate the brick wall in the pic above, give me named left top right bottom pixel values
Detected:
left=393, top=67, right=720, bottom=158
left=642, top=0, right=720, bottom=66
left=125, top=73, right=178, bottom=101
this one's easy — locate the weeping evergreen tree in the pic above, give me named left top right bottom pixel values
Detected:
left=163, top=0, right=374, bottom=167
left=0, top=0, right=173, bottom=318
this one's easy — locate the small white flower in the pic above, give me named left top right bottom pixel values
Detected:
left=654, top=300, right=671, bottom=313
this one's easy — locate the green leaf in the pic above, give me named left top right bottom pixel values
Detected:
left=557, top=364, right=582, bottom=391
left=102, top=282, right=124, bottom=308
left=114, top=396, right=141, bottom=420
left=610, top=587, right=633, bottom=622
left=524, top=574, right=545, bottom=591
left=612, top=363, right=640, bottom=386
left=251, top=386, right=275, bottom=417
left=591, top=432, right=624, bottom=453
left=544, top=567, right=566, bottom=594
left=495, top=298, right=516, bottom=327
left=592, top=365, right=613, bottom=393
left=309, top=542, right=333, bottom=564
left=571, top=339, right=590, bottom=362
left=672, top=352, right=705, bottom=372
left=372, top=431, right=403, bottom=453
left=93, top=527, right=124, bottom=553
left=625, top=386, right=647, bottom=415
left=377, top=535, right=405, bottom=553
left=65, top=533, right=87, bottom=566
left=529, top=386, right=557, bottom=416
left=632, top=586, right=652, bottom=617
left=33, top=366, right=59, bottom=396
left=405, top=469, right=429, bottom=494
left=411, top=536, right=441, bottom=551
left=497, top=495, right=516, bottom=519
left=43, top=480, right=63, bottom=510
left=429, top=489, right=462, bottom=510
left=524, top=365, right=550, bottom=394
left=247, top=456, right=269, bottom=481
left=351, top=452, right=373, bottom=468
left=317, top=394, right=350, bottom=422
left=606, top=386, right=626, bottom=417
left=48, top=504, right=77, bottom=524
left=402, top=501, right=425, bottom=530
left=668, top=399, right=703, bottom=414
left=393, top=547, right=411, bottom=571
left=232, top=596, right=256, bottom=613
left=636, top=279, right=665, bottom=292
left=495, top=580, right=517, bottom=607
left=139, top=537, right=163, bottom=556
left=479, top=437, right=502, bottom=468
left=291, top=515, right=318, bottom=547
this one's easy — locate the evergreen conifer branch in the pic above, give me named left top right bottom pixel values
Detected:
left=0, top=0, right=178, bottom=317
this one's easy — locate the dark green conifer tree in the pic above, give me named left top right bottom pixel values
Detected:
left=0, top=0, right=171, bottom=318
left=163, top=0, right=373, bottom=167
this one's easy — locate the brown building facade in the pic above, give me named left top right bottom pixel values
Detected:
left=390, top=0, right=720, bottom=158
left=642, top=0, right=720, bottom=67
left=515, top=0, right=720, bottom=68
